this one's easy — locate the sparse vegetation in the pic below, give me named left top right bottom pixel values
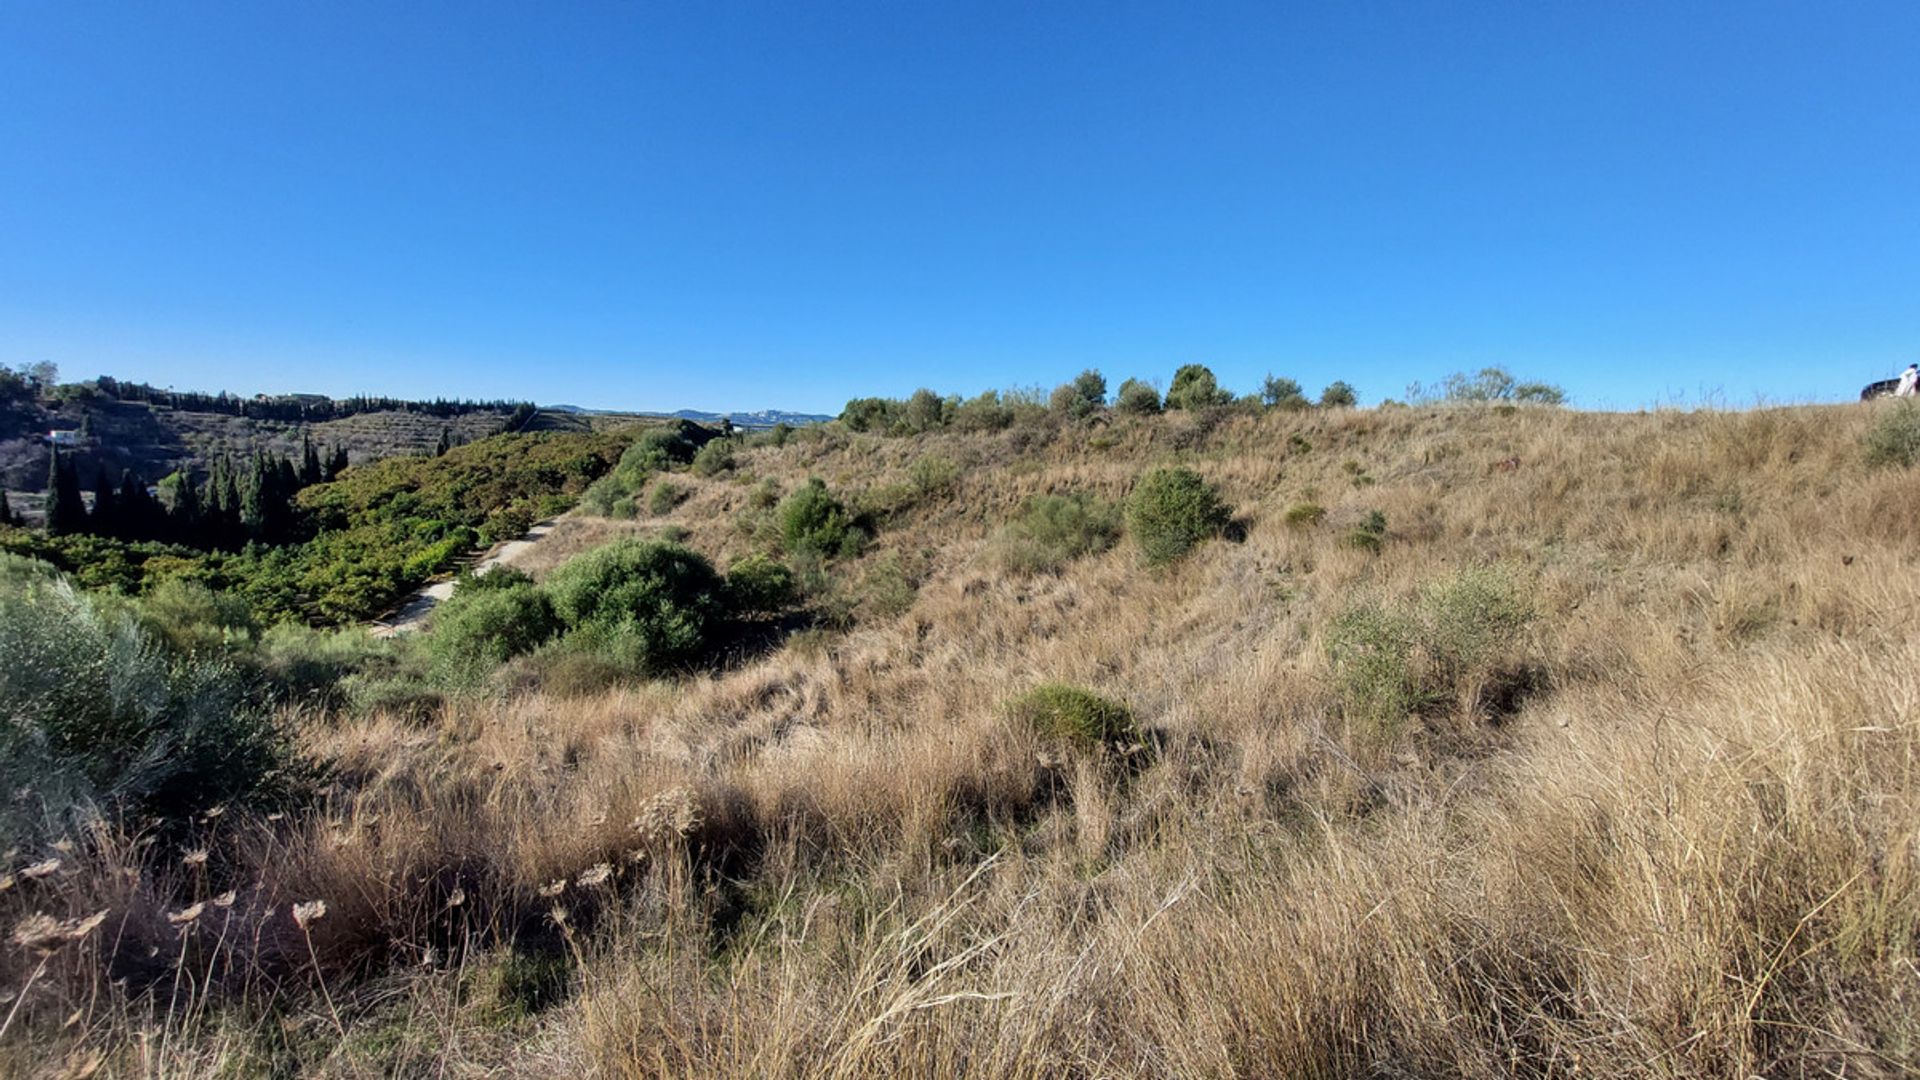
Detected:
left=1863, top=400, right=1920, bottom=467
left=5, top=400, right=1918, bottom=1079
left=993, top=491, right=1123, bottom=574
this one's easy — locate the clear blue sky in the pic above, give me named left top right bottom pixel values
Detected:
left=3, top=2, right=1918, bottom=414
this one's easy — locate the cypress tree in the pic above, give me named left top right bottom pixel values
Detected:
left=118, top=471, right=154, bottom=541
left=301, top=433, right=322, bottom=486
left=435, top=427, right=451, bottom=456
left=328, top=446, right=350, bottom=479
left=44, top=445, right=85, bottom=536
left=89, top=465, right=118, bottom=538
left=0, top=492, right=14, bottom=527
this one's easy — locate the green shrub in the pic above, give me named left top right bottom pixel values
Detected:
left=543, top=539, right=728, bottom=675
left=1864, top=401, right=1920, bottom=469
left=0, top=563, right=302, bottom=844
left=427, top=582, right=560, bottom=682
left=1127, top=467, right=1231, bottom=566
left=909, top=454, right=960, bottom=497
left=691, top=438, right=736, bottom=477
left=649, top=479, right=689, bottom=516
left=1343, top=510, right=1389, bottom=553
left=1166, top=364, right=1233, bottom=410
left=1115, top=378, right=1162, bottom=415
left=1007, top=683, right=1137, bottom=749
left=995, top=492, right=1123, bottom=574
left=727, top=553, right=797, bottom=615
left=1261, top=375, right=1309, bottom=409
left=1284, top=502, right=1327, bottom=528
left=134, top=578, right=258, bottom=656
left=1319, top=381, right=1358, bottom=408
left=1325, top=567, right=1535, bottom=741
left=859, top=551, right=918, bottom=620
left=1050, top=369, right=1107, bottom=420
left=779, top=478, right=864, bottom=559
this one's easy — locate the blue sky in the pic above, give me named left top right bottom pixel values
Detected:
left=2, top=2, right=1917, bottom=414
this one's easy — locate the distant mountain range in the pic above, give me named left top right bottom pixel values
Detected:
left=544, top=405, right=833, bottom=428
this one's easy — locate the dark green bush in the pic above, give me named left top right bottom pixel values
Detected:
left=779, top=478, right=864, bottom=559
left=1166, top=364, right=1233, bottom=410
left=1864, top=401, right=1920, bottom=469
left=1008, top=683, right=1138, bottom=749
left=1050, top=369, right=1107, bottom=420
left=1319, top=381, right=1359, bottom=408
left=1126, top=467, right=1231, bottom=565
left=1261, top=375, right=1309, bottom=409
left=543, top=540, right=728, bottom=675
left=995, top=492, right=1123, bottom=574
left=1115, top=379, right=1162, bottom=415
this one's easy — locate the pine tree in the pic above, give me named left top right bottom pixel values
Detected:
left=0, top=492, right=15, bottom=528
left=435, top=427, right=451, bottom=456
left=44, top=445, right=85, bottom=536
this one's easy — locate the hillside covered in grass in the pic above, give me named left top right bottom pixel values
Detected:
left=4, top=397, right=1920, bottom=1077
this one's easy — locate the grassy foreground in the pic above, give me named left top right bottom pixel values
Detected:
left=5, top=401, right=1919, bottom=1078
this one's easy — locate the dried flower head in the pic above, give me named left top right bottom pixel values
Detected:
left=50, top=839, right=74, bottom=854
left=67, top=909, right=109, bottom=940
left=292, top=900, right=328, bottom=930
left=577, top=863, right=613, bottom=888
left=548, top=905, right=569, bottom=926
left=12, top=912, right=70, bottom=952
left=212, top=890, right=237, bottom=909
left=202, top=805, right=226, bottom=821
left=181, top=850, right=209, bottom=869
left=446, top=887, right=467, bottom=909
left=536, top=879, right=567, bottom=898
left=22, top=858, right=63, bottom=880
left=167, top=902, right=206, bottom=926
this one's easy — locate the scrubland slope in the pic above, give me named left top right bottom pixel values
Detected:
left=7, top=402, right=1919, bottom=1078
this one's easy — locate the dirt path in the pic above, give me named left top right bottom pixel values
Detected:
left=370, top=519, right=558, bottom=637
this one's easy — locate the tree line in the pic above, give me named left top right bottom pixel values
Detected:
left=32, top=434, right=352, bottom=549
left=83, top=375, right=531, bottom=423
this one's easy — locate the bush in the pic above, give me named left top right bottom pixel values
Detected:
left=1343, top=510, right=1388, bottom=553
left=1325, top=567, right=1535, bottom=741
left=1261, top=375, right=1309, bottom=409
left=1284, top=502, right=1327, bottom=528
left=1114, top=379, right=1162, bottom=415
left=691, top=438, right=736, bottom=477
left=1127, top=467, right=1231, bottom=566
left=1008, top=683, right=1138, bottom=749
left=909, top=454, right=961, bottom=497
left=1864, top=401, right=1920, bottom=469
left=0, top=563, right=302, bottom=844
left=1050, top=369, right=1107, bottom=420
left=779, top=478, right=864, bottom=559
left=427, top=582, right=560, bottom=682
left=995, top=492, right=1123, bottom=574
left=1166, top=364, right=1233, bottom=410
left=727, top=553, right=797, bottom=615
left=1407, top=367, right=1562, bottom=406
left=543, top=539, right=728, bottom=675
left=1319, top=381, right=1358, bottom=408
left=134, top=578, right=258, bottom=656
left=649, top=479, right=689, bottom=516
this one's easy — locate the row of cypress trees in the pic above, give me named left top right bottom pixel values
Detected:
left=37, top=434, right=352, bottom=549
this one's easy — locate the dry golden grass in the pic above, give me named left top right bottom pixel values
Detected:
left=5, top=401, right=1920, bottom=1077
